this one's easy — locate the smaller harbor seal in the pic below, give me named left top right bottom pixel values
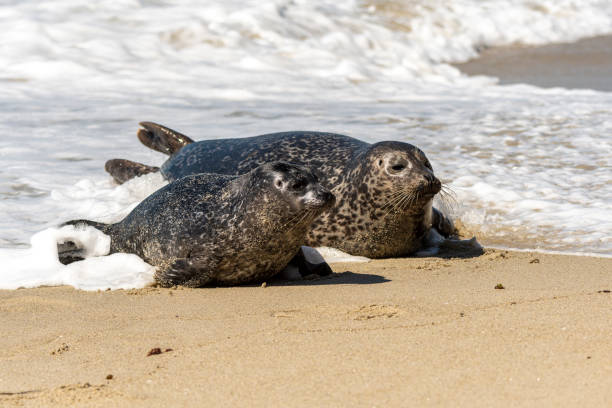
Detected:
left=105, top=122, right=457, bottom=258
left=59, top=162, right=335, bottom=287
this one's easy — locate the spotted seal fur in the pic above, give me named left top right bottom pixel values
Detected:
left=60, top=162, right=335, bottom=287
left=106, top=122, right=456, bottom=258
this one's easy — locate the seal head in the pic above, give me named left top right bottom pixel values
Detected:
left=306, top=141, right=442, bottom=257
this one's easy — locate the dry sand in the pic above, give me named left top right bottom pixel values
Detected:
left=454, top=35, right=612, bottom=91
left=1, top=249, right=610, bottom=407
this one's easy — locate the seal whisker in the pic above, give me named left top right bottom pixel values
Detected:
left=441, top=185, right=457, bottom=200
left=399, top=190, right=416, bottom=212
left=382, top=190, right=408, bottom=216
left=438, top=185, right=459, bottom=212
left=389, top=189, right=415, bottom=215
left=277, top=210, right=308, bottom=233
left=379, top=192, right=403, bottom=213
left=402, top=191, right=414, bottom=209
left=280, top=208, right=317, bottom=233
left=380, top=190, right=407, bottom=212
left=402, top=191, right=418, bottom=211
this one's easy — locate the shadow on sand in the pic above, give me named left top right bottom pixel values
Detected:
left=430, top=245, right=485, bottom=259
left=269, top=271, right=389, bottom=286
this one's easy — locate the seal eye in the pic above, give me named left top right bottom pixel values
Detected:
left=291, top=179, right=307, bottom=190
left=391, top=164, right=405, bottom=171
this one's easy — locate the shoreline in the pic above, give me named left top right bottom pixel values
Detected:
left=2, top=248, right=611, bottom=407
left=475, top=245, right=612, bottom=259
left=454, top=35, right=612, bottom=92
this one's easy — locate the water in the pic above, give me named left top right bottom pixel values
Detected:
left=1, top=0, right=611, bottom=289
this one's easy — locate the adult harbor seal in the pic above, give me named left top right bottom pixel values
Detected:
left=106, top=122, right=456, bottom=258
left=60, top=162, right=335, bottom=287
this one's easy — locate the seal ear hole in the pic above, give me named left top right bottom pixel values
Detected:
left=378, top=160, right=383, bottom=167
left=275, top=179, right=283, bottom=189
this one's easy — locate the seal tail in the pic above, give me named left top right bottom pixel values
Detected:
left=58, top=219, right=111, bottom=265
left=105, top=159, right=159, bottom=185
left=137, top=122, right=195, bottom=155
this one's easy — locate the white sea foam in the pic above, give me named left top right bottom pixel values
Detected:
left=1, top=0, right=611, bottom=289
left=0, top=226, right=155, bottom=290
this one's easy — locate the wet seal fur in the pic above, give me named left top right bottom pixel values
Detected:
left=61, top=162, right=335, bottom=287
left=106, top=122, right=457, bottom=258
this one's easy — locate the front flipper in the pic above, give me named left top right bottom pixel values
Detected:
left=155, top=258, right=215, bottom=288
left=138, top=122, right=195, bottom=155
left=292, top=246, right=332, bottom=277
left=105, top=159, right=159, bottom=184
left=432, top=207, right=457, bottom=238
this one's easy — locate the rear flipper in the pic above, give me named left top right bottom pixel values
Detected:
left=105, top=159, right=159, bottom=185
left=138, top=122, right=195, bottom=155
left=58, top=219, right=111, bottom=265
left=57, top=241, right=84, bottom=265
left=155, top=258, right=215, bottom=288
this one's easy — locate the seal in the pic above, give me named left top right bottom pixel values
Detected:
left=106, top=122, right=456, bottom=258
left=60, top=161, right=335, bottom=287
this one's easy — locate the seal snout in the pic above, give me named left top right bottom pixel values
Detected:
left=418, top=173, right=442, bottom=196
left=303, top=187, right=336, bottom=210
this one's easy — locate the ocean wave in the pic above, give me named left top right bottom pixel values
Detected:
left=2, top=0, right=611, bottom=89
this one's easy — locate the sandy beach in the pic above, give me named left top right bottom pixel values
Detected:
left=1, top=249, right=610, bottom=407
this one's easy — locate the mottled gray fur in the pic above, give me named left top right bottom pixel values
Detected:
left=64, top=162, right=334, bottom=287
left=106, top=123, right=455, bottom=258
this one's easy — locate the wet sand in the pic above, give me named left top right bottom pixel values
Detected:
left=455, top=35, right=612, bottom=91
left=1, top=249, right=611, bottom=407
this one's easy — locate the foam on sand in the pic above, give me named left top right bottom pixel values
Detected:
left=0, top=226, right=155, bottom=291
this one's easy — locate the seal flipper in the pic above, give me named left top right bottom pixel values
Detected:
left=105, top=159, right=159, bottom=184
left=431, top=207, right=457, bottom=238
left=58, top=219, right=111, bottom=265
left=155, top=258, right=215, bottom=288
left=291, top=246, right=333, bottom=277
left=138, top=122, right=195, bottom=155
left=57, top=240, right=85, bottom=265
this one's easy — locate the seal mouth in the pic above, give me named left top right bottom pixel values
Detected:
left=419, top=183, right=441, bottom=197
left=417, top=177, right=442, bottom=197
